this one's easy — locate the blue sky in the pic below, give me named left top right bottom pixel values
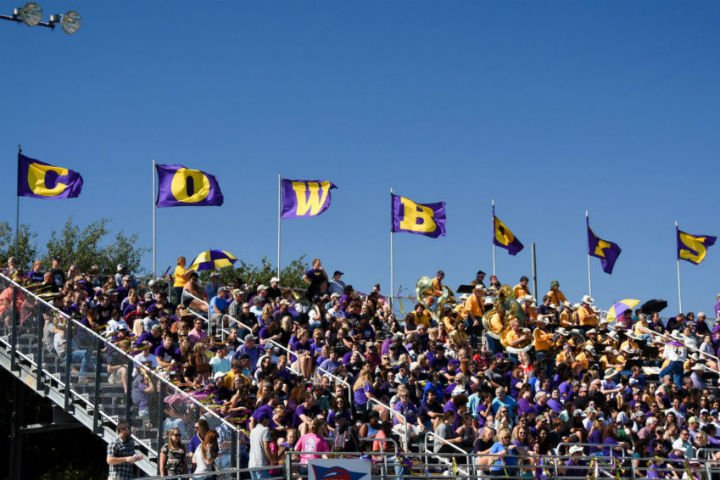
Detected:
left=2, top=1, right=720, bottom=315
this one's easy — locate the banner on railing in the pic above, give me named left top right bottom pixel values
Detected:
left=308, top=458, right=372, bottom=480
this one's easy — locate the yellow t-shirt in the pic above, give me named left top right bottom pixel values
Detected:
left=513, top=284, right=531, bottom=299
left=533, top=328, right=554, bottom=352
left=546, top=289, right=567, bottom=306
left=577, top=306, right=598, bottom=327
left=464, top=294, right=484, bottom=318
left=174, top=265, right=188, bottom=288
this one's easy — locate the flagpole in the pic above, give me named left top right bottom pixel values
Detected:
left=676, top=221, right=683, bottom=313
left=15, top=145, right=22, bottom=257
left=390, top=187, right=395, bottom=313
left=277, top=174, right=282, bottom=280
left=586, top=210, right=592, bottom=297
left=152, top=159, right=157, bottom=279
left=531, top=243, right=538, bottom=302
left=491, top=200, right=496, bottom=276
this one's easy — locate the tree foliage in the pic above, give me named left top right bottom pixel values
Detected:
left=199, top=255, right=308, bottom=289
left=0, top=219, right=146, bottom=276
left=44, top=219, right=147, bottom=274
left=0, top=222, right=37, bottom=269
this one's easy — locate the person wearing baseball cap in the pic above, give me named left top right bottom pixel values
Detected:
left=329, top=270, right=346, bottom=296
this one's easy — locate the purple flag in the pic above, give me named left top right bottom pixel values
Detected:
left=587, top=217, right=622, bottom=274
left=156, top=164, right=224, bottom=207
left=391, top=194, right=446, bottom=238
left=17, top=153, right=83, bottom=199
left=281, top=179, right=337, bottom=219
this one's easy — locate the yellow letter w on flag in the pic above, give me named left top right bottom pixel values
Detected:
left=291, top=181, right=333, bottom=216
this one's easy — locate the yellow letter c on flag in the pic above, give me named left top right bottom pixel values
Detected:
left=27, top=163, right=69, bottom=197
left=170, top=168, right=211, bottom=203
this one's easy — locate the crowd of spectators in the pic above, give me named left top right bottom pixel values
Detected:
left=4, top=255, right=720, bottom=479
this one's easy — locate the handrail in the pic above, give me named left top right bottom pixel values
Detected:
left=222, top=313, right=254, bottom=334
left=265, top=338, right=302, bottom=376
left=423, top=431, right=472, bottom=476
left=315, top=366, right=353, bottom=406
left=367, top=397, right=409, bottom=452
left=216, top=318, right=300, bottom=377
left=643, top=328, right=720, bottom=375
left=556, top=442, right=626, bottom=459
left=0, top=274, right=241, bottom=442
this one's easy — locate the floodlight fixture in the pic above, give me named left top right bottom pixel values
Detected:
left=1, top=2, right=81, bottom=34
left=60, top=10, right=80, bottom=34
left=18, top=2, right=42, bottom=27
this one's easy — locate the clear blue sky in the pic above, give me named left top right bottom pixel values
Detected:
left=2, top=1, right=720, bottom=315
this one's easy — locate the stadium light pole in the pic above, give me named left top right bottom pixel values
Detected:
left=0, top=2, right=81, bottom=34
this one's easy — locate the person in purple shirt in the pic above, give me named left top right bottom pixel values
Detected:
left=154, top=333, right=181, bottom=368
left=546, top=389, right=564, bottom=413
left=429, top=345, right=448, bottom=371
left=135, top=324, right=163, bottom=351
left=302, top=258, right=328, bottom=300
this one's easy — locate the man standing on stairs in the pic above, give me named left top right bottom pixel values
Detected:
left=106, top=422, right=142, bottom=480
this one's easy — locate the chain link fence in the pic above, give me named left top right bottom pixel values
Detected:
left=0, top=273, right=245, bottom=476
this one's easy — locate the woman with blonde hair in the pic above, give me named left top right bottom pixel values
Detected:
left=159, top=427, right=187, bottom=477
left=352, top=365, right=376, bottom=416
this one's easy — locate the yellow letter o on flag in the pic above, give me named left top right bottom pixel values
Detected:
left=170, top=168, right=211, bottom=203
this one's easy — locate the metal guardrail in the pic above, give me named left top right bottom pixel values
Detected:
left=643, top=328, right=720, bottom=375
left=315, top=366, right=353, bottom=406
left=0, top=273, right=245, bottom=477
left=423, top=432, right=472, bottom=476
left=367, top=397, right=410, bottom=451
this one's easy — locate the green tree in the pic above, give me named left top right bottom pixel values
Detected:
left=44, top=218, right=147, bottom=275
left=0, top=222, right=37, bottom=269
left=200, top=255, right=308, bottom=289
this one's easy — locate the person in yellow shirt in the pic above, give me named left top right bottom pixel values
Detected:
left=423, top=270, right=445, bottom=308
left=555, top=343, right=575, bottom=367
left=504, top=318, right=530, bottom=361
left=513, top=276, right=531, bottom=300
left=600, top=347, right=626, bottom=371
left=532, top=318, right=556, bottom=376
left=520, top=296, right=537, bottom=323
left=449, top=321, right=470, bottom=349
left=576, top=295, right=599, bottom=330
left=559, top=304, right=577, bottom=328
left=532, top=319, right=555, bottom=353
left=485, top=308, right=506, bottom=355
left=464, top=285, right=485, bottom=321
left=470, top=270, right=486, bottom=288
left=406, top=303, right=432, bottom=329
left=173, top=256, right=193, bottom=304
left=546, top=280, right=567, bottom=308
left=572, top=345, right=593, bottom=374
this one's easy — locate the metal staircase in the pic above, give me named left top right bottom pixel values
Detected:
left=0, top=273, right=243, bottom=478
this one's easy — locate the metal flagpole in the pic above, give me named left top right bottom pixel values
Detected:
left=531, top=243, right=538, bottom=302
left=390, top=188, right=395, bottom=312
left=152, top=160, right=157, bottom=279
left=676, top=221, right=683, bottom=313
left=15, top=145, right=22, bottom=257
left=277, top=175, right=282, bottom=280
left=491, top=200, right=496, bottom=276
left=586, top=210, right=592, bottom=297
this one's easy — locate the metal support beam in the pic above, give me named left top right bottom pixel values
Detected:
left=9, top=379, right=25, bottom=480
left=63, top=318, right=73, bottom=412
